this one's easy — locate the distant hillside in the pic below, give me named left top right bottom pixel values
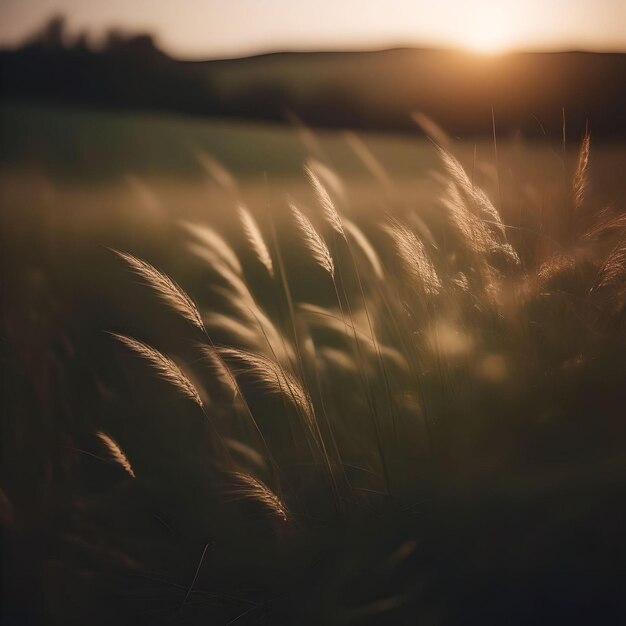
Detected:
left=1, top=22, right=625, bottom=139
left=205, top=48, right=626, bottom=139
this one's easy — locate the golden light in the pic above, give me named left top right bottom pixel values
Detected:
left=460, top=8, right=520, bottom=54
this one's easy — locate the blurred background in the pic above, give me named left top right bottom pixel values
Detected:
left=1, top=1, right=625, bottom=212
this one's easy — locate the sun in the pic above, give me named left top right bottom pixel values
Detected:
left=464, top=31, right=509, bottom=54
left=460, top=10, right=518, bottom=54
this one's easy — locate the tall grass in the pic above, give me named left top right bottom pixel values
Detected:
left=101, top=135, right=626, bottom=514
left=3, top=132, right=626, bottom=624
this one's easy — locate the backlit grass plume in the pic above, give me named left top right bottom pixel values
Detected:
left=113, top=250, right=204, bottom=331
left=229, top=472, right=289, bottom=521
left=305, top=162, right=344, bottom=236
left=181, top=220, right=242, bottom=275
left=437, top=146, right=506, bottom=238
left=574, top=132, right=591, bottom=213
left=441, top=180, right=519, bottom=267
left=436, top=147, right=520, bottom=268
left=96, top=431, right=136, bottom=479
left=385, top=221, right=442, bottom=295
left=218, top=347, right=314, bottom=425
left=238, top=205, right=274, bottom=277
left=289, top=201, right=335, bottom=277
left=111, top=333, right=203, bottom=407
left=594, top=235, right=626, bottom=293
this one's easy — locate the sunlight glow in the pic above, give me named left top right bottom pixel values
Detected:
left=0, top=0, right=624, bottom=57
left=460, top=9, right=521, bottom=54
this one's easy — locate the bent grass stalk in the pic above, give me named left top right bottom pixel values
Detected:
left=271, top=209, right=344, bottom=516
left=308, top=167, right=396, bottom=496
left=198, top=342, right=280, bottom=481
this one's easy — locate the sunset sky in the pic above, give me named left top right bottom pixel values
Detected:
left=1, top=0, right=625, bottom=58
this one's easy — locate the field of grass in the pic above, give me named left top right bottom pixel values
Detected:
left=2, top=103, right=626, bottom=624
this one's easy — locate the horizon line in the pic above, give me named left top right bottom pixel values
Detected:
left=2, top=37, right=626, bottom=63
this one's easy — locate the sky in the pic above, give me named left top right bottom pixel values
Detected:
left=0, top=0, right=625, bottom=58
